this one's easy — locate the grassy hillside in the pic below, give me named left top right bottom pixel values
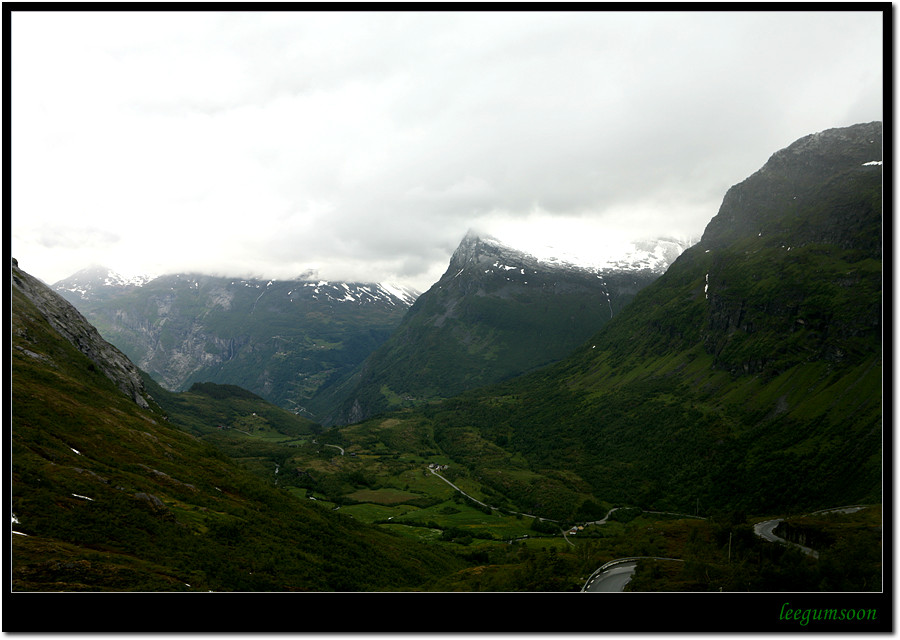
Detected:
left=11, top=275, right=464, bottom=592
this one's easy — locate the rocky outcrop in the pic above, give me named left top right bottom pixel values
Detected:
left=12, top=258, right=151, bottom=408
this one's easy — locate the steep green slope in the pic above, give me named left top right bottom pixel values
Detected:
left=144, top=377, right=320, bottom=439
left=355, top=122, right=883, bottom=518
left=11, top=261, right=463, bottom=591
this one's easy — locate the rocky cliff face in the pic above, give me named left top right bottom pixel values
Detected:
left=570, top=121, right=882, bottom=381
left=11, top=258, right=151, bottom=408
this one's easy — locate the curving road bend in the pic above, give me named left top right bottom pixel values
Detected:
left=584, top=561, right=638, bottom=592
left=751, top=506, right=872, bottom=559
left=428, top=467, right=492, bottom=510
left=753, top=506, right=865, bottom=558
left=582, top=557, right=684, bottom=592
left=753, top=518, right=819, bottom=557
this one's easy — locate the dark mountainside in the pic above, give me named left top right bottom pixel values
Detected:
left=394, top=121, right=883, bottom=516
left=312, top=232, right=687, bottom=425
left=53, top=271, right=418, bottom=419
left=11, top=260, right=464, bottom=591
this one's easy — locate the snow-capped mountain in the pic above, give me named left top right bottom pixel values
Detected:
left=53, top=265, right=157, bottom=304
left=311, top=230, right=688, bottom=425
left=481, top=233, right=695, bottom=276
left=295, top=281, right=419, bottom=307
left=51, top=269, right=420, bottom=417
left=54, top=267, right=418, bottom=309
left=50, top=232, right=685, bottom=425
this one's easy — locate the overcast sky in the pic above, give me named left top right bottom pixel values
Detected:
left=10, top=9, right=883, bottom=291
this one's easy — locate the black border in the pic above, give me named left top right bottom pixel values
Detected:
left=4, top=2, right=893, bottom=635
left=5, top=590, right=894, bottom=632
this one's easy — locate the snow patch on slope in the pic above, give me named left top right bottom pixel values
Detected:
left=299, top=281, right=419, bottom=306
left=53, top=265, right=157, bottom=300
left=488, top=232, right=695, bottom=275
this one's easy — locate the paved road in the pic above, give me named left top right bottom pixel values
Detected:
left=753, top=518, right=784, bottom=542
left=582, top=557, right=684, bottom=593
left=428, top=467, right=559, bottom=525
left=588, top=507, right=620, bottom=525
left=752, top=506, right=873, bottom=558
left=753, top=518, right=819, bottom=558
left=428, top=467, right=492, bottom=509
left=311, top=440, right=345, bottom=455
left=810, top=505, right=866, bottom=516
left=584, top=561, right=638, bottom=592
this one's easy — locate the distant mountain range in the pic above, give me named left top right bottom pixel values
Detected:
left=53, top=234, right=689, bottom=424
left=52, top=271, right=419, bottom=418
left=55, top=266, right=417, bottom=307
left=485, top=234, right=694, bottom=275
left=52, top=265, right=157, bottom=302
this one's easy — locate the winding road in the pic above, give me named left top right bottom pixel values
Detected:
left=427, top=467, right=559, bottom=523
left=428, top=467, right=492, bottom=509
left=312, top=439, right=345, bottom=455
left=428, top=463, right=858, bottom=591
left=584, top=505, right=873, bottom=592
left=752, top=518, right=820, bottom=558
left=426, top=468, right=706, bottom=552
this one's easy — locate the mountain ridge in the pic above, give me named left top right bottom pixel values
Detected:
left=701, top=120, right=883, bottom=252
left=451, top=228, right=693, bottom=276
left=50, top=271, right=420, bottom=416
left=54, top=268, right=419, bottom=308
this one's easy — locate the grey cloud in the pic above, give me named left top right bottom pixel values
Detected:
left=11, top=10, right=883, bottom=290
